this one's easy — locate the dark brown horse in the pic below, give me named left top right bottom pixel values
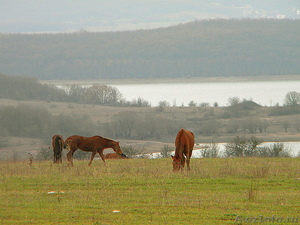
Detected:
left=64, top=135, right=124, bottom=166
left=104, top=153, right=128, bottom=159
left=52, top=135, right=64, bottom=163
left=171, top=129, right=195, bottom=171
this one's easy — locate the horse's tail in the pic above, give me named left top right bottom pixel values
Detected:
left=54, top=135, right=61, bottom=152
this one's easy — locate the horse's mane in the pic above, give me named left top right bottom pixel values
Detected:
left=174, top=129, right=185, bottom=158
left=94, top=135, right=116, bottom=142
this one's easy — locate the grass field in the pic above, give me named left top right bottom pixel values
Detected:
left=1, top=157, right=300, bottom=224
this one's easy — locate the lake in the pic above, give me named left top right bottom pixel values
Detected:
left=113, top=80, right=300, bottom=107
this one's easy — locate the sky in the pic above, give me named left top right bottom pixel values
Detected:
left=1, top=0, right=300, bottom=33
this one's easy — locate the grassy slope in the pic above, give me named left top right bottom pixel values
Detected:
left=1, top=158, right=300, bottom=224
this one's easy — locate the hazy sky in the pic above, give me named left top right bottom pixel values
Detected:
left=1, top=0, right=300, bottom=33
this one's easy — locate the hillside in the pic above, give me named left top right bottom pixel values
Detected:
left=1, top=19, right=300, bottom=80
left=2, top=1, right=300, bottom=33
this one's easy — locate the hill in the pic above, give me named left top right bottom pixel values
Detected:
left=1, top=18, right=300, bottom=80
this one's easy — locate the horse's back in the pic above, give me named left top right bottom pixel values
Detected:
left=175, top=129, right=194, bottom=149
left=185, top=130, right=195, bottom=149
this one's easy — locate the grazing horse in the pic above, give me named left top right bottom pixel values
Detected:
left=52, top=135, right=64, bottom=163
left=64, top=135, right=123, bottom=166
left=104, top=153, right=128, bottom=159
left=171, top=129, right=195, bottom=172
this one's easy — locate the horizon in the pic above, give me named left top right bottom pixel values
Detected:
left=1, top=0, right=300, bottom=34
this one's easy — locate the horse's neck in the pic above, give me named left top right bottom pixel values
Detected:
left=104, top=140, right=116, bottom=148
left=175, top=144, right=185, bottom=158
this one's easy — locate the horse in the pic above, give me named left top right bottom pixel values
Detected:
left=64, top=135, right=123, bottom=166
left=171, top=129, right=195, bottom=172
left=104, top=153, right=128, bottom=159
left=52, top=135, right=64, bottom=163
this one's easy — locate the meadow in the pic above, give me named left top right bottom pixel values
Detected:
left=1, top=157, right=300, bottom=224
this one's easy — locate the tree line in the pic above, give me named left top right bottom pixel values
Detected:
left=0, top=73, right=148, bottom=106
left=1, top=18, right=300, bottom=80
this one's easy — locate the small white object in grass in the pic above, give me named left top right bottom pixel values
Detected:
left=112, top=210, right=121, bottom=213
left=47, top=191, right=57, bottom=194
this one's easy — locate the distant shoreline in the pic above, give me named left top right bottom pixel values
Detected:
left=41, top=75, right=300, bottom=86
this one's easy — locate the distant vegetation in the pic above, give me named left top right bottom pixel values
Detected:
left=0, top=73, right=69, bottom=102
left=1, top=19, right=300, bottom=80
left=1, top=73, right=300, bottom=143
left=0, top=104, right=98, bottom=139
left=0, top=73, right=146, bottom=106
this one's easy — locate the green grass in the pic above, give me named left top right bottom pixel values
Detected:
left=0, top=158, right=300, bottom=224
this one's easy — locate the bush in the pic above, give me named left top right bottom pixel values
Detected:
left=160, top=145, right=173, bottom=158
left=225, top=136, right=263, bottom=157
left=36, top=147, right=53, bottom=161
left=256, top=143, right=291, bottom=157
left=200, top=141, right=220, bottom=158
left=121, top=145, right=144, bottom=158
left=225, top=136, right=291, bottom=158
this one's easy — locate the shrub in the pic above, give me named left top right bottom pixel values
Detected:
left=200, top=141, right=220, bottom=158
left=225, top=136, right=263, bottom=157
left=256, top=143, right=291, bottom=157
left=160, top=145, right=173, bottom=158
left=121, top=145, right=144, bottom=158
left=36, top=147, right=53, bottom=161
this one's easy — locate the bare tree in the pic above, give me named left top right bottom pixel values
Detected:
left=84, top=84, right=123, bottom=104
left=282, top=120, right=290, bottom=132
left=114, top=111, right=137, bottom=138
left=284, top=91, right=300, bottom=108
left=228, top=96, right=240, bottom=106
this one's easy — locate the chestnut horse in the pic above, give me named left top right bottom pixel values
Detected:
left=64, top=135, right=124, bottom=166
left=104, top=153, right=128, bottom=159
left=171, top=129, right=195, bottom=171
left=52, top=135, right=64, bottom=163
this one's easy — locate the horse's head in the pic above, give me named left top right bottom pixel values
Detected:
left=121, top=153, right=128, bottom=158
left=113, top=141, right=123, bottom=155
left=63, top=139, right=70, bottom=149
left=171, top=155, right=181, bottom=172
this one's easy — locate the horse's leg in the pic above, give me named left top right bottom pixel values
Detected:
left=180, top=156, right=186, bottom=170
left=186, top=150, right=192, bottom=171
left=186, top=157, right=190, bottom=171
left=67, top=150, right=75, bottom=167
left=59, top=151, right=62, bottom=163
left=88, top=151, right=97, bottom=166
left=98, top=149, right=106, bottom=166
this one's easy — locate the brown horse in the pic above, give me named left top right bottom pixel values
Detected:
left=104, top=153, right=128, bottom=159
left=171, top=129, right=195, bottom=171
left=64, top=135, right=124, bottom=166
left=52, top=135, right=64, bottom=163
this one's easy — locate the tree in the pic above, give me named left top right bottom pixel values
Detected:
left=228, top=97, right=240, bottom=106
left=114, top=111, right=137, bottom=138
left=68, top=84, right=86, bottom=102
left=282, top=120, right=290, bottom=132
left=84, top=84, right=123, bottom=105
left=284, top=91, right=300, bottom=108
